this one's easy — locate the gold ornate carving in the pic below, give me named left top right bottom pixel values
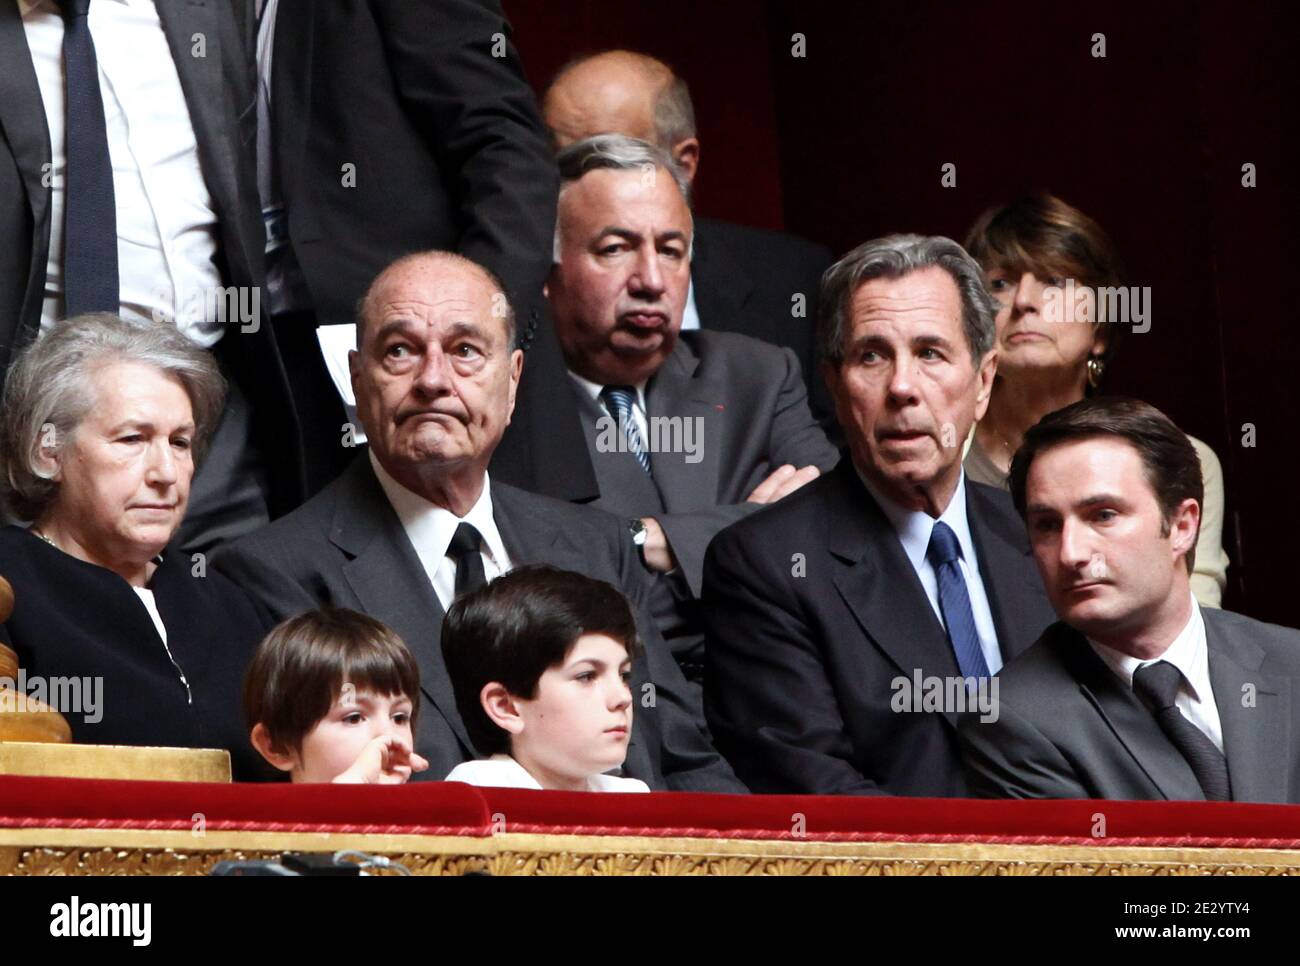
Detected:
left=2, top=834, right=1297, bottom=876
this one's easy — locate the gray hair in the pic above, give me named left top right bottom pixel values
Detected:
left=652, top=74, right=696, bottom=149
left=0, top=312, right=226, bottom=521
left=554, top=134, right=693, bottom=262
left=819, top=234, right=997, bottom=366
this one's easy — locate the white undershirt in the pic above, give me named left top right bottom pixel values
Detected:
left=21, top=0, right=225, bottom=343
left=132, top=585, right=167, bottom=643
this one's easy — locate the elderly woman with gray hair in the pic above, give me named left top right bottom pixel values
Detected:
left=0, top=313, right=267, bottom=777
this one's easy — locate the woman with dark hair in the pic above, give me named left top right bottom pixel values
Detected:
left=0, top=313, right=268, bottom=776
left=962, top=194, right=1229, bottom=606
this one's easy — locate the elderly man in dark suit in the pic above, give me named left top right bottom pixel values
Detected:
left=541, top=134, right=839, bottom=684
left=702, top=234, right=1057, bottom=796
left=959, top=397, right=1300, bottom=803
left=256, top=0, right=591, bottom=501
left=542, top=49, right=835, bottom=425
left=215, top=251, right=744, bottom=793
left=0, top=0, right=306, bottom=552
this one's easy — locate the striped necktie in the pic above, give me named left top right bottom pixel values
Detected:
left=600, top=385, right=652, bottom=475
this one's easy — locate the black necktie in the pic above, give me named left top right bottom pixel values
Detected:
left=1131, top=660, right=1231, bottom=801
left=447, top=522, right=487, bottom=598
left=62, top=0, right=120, bottom=315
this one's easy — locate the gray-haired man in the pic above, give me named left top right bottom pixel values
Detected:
left=540, top=135, right=839, bottom=690
left=702, top=234, right=1056, bottom=795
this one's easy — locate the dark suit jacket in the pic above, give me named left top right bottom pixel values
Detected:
left=702, top=459, right=1057, bottom=796
left=213, top=453, right=745, bottom=793
left=958, top=610, right=1300, bottom=803
left=573, top=330, right=839, bottom=598
left=0, top=527, right=268, bottom=781
left=0, top=0, right=305, bottom=516
left=692, top=216, right=835, bottom=424
left=268, top=0, right=595, bottom=504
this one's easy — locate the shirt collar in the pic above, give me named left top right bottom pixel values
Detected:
left=368, top=450, right=508, bottom=568
left=854, top=463, right=977, bottom=573
left=487, top=754, right=544, bottom=790
left=567, top=370, right=648, bottom=412
left=1089, top=592, right=1208, bottom=701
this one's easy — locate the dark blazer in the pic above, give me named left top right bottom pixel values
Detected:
left=573, top=330, right=839, bottom=598
left=958, top=611, right=1300, bottom=803
left=702, top=459, right=1057, bottom=796
left=0, top=0, right=305, bottom=516
left=267, top=0, right=594, bottom=504
left=213, top=453, right=746, bottom=793
left=0, top=527, right=267, bottom=780
left=691, top=217, right=835, bottom=424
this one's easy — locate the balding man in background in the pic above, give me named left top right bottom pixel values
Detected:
left=542, top=50, right=836, bottom=424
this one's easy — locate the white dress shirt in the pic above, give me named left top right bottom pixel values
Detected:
left=368, top=452, right=511, bottom=612
left=22, top=0, right=225, bottom=344
left=444, top=754, right=650, bottom=793
left=681, top=278, right=701, bottom=331
left=856, top=467, right=1003, bottom=674
left=567, top=370, right=650, bottom=445
left=1089, top=593, right=1224, bottom=752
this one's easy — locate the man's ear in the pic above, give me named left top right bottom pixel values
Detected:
left=1170, top=497, right=1201, bottom=565
left=974, top=349, right=998, bottom=421
left=503, top=348, right=524, bottom=426
left=480, top=682, right=525, bottom=736
left=250, top=723, right=296, bottom=773
left=348, top=348, right=361, bottom=403
left=671, top=137, right=700, bottom=185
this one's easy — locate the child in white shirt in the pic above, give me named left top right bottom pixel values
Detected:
left=442, top=566, right=649, bottom=793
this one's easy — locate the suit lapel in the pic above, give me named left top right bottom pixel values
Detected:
left=1057, top=627, right=1206, bottom=800
left=156, top=0, right=258, bottom=293
left=645, top=338, right=723, bottom=512
left=269, top=0, right=314, bottom=233
left=329, top=458, right=473, bottom=753
left=965, top=484, right=1049, bottom=662
left=691, top=220, right=755, bottom=335
left=0, top=4, right=52, bottom=344
left=1205, top=611, right=1290, bottom=802
left=824, top=463, right=962, bottom=721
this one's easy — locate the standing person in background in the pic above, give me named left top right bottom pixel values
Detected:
left=1, top=0, right=307, bottom=553
left=257, top=0, right=594, bottom=501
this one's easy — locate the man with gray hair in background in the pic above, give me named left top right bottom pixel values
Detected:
left=702, top=234, right=1057, bottom=796
left=536, top=133, right=838, bottom=691
left=542, top=50, right=835, bottom=424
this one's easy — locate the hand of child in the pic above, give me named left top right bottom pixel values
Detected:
left=332, top=735, right=430, bottom=784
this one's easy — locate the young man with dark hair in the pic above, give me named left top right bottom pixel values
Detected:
left=961, top=396, right=1300, bottom=802
left=442, top=566, right=649, bottom=792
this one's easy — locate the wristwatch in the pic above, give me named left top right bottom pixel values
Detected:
left=628, top=518, right=648, bottom=565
